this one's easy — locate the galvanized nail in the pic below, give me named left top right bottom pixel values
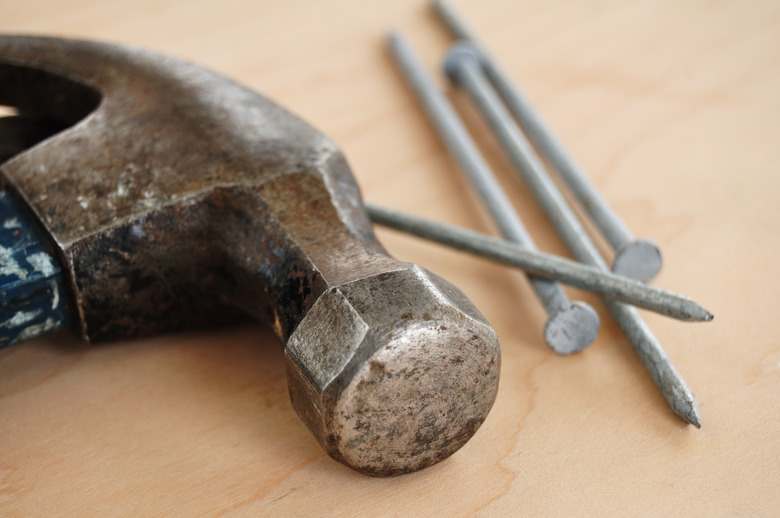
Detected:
left=432, top=0, right=663, bottom=282
left=387, top=30, right=600, bottom=355
left=366, top=202, right=712, bottom=323
left=443, top=43, right=700, bottom=427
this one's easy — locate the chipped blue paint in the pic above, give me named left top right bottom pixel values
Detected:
left=1, top=191, right=70, bottom=347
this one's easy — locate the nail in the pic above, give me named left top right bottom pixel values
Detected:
left=444, top=43, right=700, bottom=427
left=366, top=203, right=712, bottom=322
left=432, top=0, right=662, bottom=282
left=387, top=30, right=599, bottom=355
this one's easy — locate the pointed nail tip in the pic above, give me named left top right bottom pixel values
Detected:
left=696, top=310, right=714, bottom=322
left=680, top=406, right=701, bottom=428
left=686, top=306, right=713, bottom=322
left=670, top=392, right=701, bottom=428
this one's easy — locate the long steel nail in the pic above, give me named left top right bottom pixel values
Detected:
left=387, top=30, right=600, bottom=355
left=444, top=44, right=700, bottom=427
left=432, top=0, right=662, bottom=282
left=366, top=202, right=712, bottom=322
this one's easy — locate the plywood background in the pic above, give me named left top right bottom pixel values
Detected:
left=1, top=0, right=778, bottom=515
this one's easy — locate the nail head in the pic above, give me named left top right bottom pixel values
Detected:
left=612, top=238, right=662, bottom=282
left=543, top=301, right=600, bottom=354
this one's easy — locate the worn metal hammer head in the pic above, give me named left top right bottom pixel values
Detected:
left=0, top=36, right=500, bottom=476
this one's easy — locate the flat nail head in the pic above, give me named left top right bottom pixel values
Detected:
left=443, top=42, right=482, bottom=82
left=612, top=238, right=663, bottom=282
left=543, top=301, right=601, bottom=355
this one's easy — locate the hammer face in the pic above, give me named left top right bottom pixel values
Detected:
left=286, top=265, right=500, bottom=476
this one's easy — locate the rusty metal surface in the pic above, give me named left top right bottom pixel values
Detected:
left=0, top=35, right=500, bottom=476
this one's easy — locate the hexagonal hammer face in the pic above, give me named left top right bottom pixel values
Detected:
left=0, top=35, right=500, bottom=476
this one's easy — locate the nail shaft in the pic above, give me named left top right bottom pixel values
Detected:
left=366, top=203, right=712, bottom=322
left=387, top=30, right=599, bottom=354
left=445, top=46, right=700, bottom=427
left=432, top=0, right=663, bottom=282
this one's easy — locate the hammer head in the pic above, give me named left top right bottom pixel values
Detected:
left=0, top=35, right=500, bottom=476
left=287, top=265, right=498, bottom=475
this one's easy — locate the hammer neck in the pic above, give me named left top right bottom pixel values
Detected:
left=213, top=176, right=399, bottom=342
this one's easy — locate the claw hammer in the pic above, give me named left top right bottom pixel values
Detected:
left=0, top=36, right=500, bottom=477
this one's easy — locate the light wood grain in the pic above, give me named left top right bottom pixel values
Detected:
left=1, top=0, right=779, bottom=515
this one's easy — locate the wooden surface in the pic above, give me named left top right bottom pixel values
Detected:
left=1, top=0, right=779, bottom=515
